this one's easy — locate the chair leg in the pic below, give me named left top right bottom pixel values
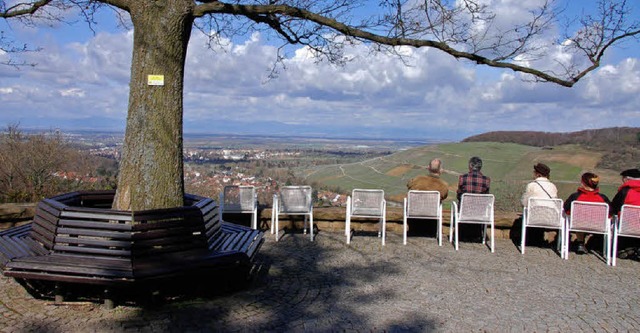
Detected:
left=455, top=222, right=459, bottom=251
left=275, top=214, right=280, bottom=241
left=403, top=216, right=407, bottom=245
left=437, top=218, right=442, bottom=246
left=521, top=224, right=527, bottom=254
left=250, top=210, right=255, bottom=230
left=564, top=229, right=570, bottom=260
left=270, top=205, right=275, bottom=235
left=557, top=227, right=563, bottom=259
left=482, top=224, right=487, bottom=245
left=449, top=215, right=454, bottom=243
left=490, top=223, right=495, bottom=253
left=309, top=214, right=314, bottom=242
left=303, top=215, right=308, bottom=235
left=345, top=214, right=351, bottom=244
left=603, top=229, right=612, bottom=266
left=612, top=232, right=618, bottom=266
left=381, top=217, right=386, bottom=246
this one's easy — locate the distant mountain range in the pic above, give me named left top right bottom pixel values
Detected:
left=462, top=127, right=640, bottom=170
left=463, top=127, right=639, bottom=147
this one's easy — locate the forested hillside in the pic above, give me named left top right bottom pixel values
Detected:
left=462, top=127, right=640, bottom=170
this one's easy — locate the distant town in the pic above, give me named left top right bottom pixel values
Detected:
left=50, top=130, right=434, bottom=207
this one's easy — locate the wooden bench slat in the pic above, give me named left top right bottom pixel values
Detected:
left=5, top=271, right=134, bottom=285
left=60, top=210, right=133, bottom=221
left=38, top=198, right=67, bottom=213
left=57, top=219, right=132, bottom=231
left=53, top=245, right=131, bottom=257
left=56, top=227, right=132, bottom=240
left=0, top=236, right=33, bottom=258
left=132, top=221, right=201, bottom=233
left=55, top=236, right=132, bottom=249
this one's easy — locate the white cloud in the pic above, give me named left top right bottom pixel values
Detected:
left=0, top=2, right=638, bottom=139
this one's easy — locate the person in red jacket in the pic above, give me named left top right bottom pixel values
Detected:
left=610, top=168, right=640, bottom=216
left=564, top=172, right=611, bottom=254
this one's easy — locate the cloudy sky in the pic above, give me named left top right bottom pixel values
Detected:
left=1, top=1, right=639, bottom=141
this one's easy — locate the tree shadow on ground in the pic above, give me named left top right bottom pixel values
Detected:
left=83, top=232, right=440, bottom=331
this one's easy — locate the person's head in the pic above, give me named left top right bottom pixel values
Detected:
left=533, top=163, right=551, bottom=179
left=428, top=158, right=443, bottom=175
left=468, top=156, right=482, bottom=171
left=620, top=168, right=640, bottom=182
left=581, top=172, right=600, bottom=190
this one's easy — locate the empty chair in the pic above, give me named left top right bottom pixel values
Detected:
left=564, top=201, right=612, bottom=264
left=345, top=189, right=386, bottom=245
left=403, top=190, right=443, bottom=245
left=521, top=198, right=565, bottom=258
left=271, top=186, right=314, bottom=241
left=219, top=185, right=258, bottom=229
left=612, top=204, right=640, bottom=266
left=450, top=193, right=495, bottom=252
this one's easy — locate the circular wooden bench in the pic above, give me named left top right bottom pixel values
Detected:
left=0, top=191, right=264, bottom=307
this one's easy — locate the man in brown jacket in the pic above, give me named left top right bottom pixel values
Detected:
left=407, top=158, right=449, bottom=200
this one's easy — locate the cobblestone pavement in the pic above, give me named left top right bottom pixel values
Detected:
left=1, top=230, right=640, bottom=332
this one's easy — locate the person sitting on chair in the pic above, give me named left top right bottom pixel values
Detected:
left=610, top=168, right=640, bottom=217
left=521, top=163, right=558, bottom=207
left=456, top=156, right=491, bottom=240
left=407, top=158, right=449, bottom=201
left=456, top=156, right=490, bottom=202
left=564, top=172, right=611, bottom=255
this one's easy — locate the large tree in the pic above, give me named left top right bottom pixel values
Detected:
left=2, top=0, right=639, bottom=211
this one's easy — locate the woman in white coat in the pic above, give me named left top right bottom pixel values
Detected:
left=521, top=163, right=558, bottom=207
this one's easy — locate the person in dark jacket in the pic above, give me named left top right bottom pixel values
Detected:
left=610, top=168, right=640, bottom=216
left=564, top=172, right=611, bottom=254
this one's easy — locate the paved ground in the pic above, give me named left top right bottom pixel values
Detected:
left=1, top=230, right=639, bottom=332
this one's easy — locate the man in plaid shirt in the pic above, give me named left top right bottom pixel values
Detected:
left=456, top=156, right=491, bottom=202
left=456, top=156, right=491, bottom=241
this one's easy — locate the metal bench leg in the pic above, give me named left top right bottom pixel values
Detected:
left=103, top=289, right=115, bottom=310
left=54, top=283, right=64, bottom=304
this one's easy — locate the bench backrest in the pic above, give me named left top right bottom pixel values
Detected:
left=28, top=192, right=222, bottom=260
left=54, top=207, right=134, bottom=258
left=29, top=199, right=64, bottom=250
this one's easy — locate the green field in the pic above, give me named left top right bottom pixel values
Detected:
left=300, top=142, right=622, bottom=211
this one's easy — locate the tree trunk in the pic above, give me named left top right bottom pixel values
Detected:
left=113, top=1, right=194, bottom=211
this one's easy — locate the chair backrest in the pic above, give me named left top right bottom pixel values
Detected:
left=278, top=186, right=313, bottom=214
left=351, top=189, right=385, bottom=217
left=568, top=201, right=610, bottom=233
left=618, top=204, right=640, bottom=237
left=222, top=186, right=256, bottom=212
left=406, top=190, right=440, bottom=218
left=525, top=198, right=563, bottom=228
left=459, top=194, right=494, bottom=223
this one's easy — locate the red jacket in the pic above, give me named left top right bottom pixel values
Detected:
left=611, top=179, right=640, bottom=216
left=564, top=187, right=611, bottom=214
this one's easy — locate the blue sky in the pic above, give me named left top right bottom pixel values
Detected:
left=1, top=0, right=639, bottom=141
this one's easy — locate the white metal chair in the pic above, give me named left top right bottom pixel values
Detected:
left=450, top=193, right=495, bottom=252
left=564, top=201, right=612, bottom=265
left=219, top=185, right=258, bottom=229
left=271, top=185, right=314, bottom=241
left=403, top=190, right=442, bottom=245
left=345, top=189, right=386, bottom=245
left=521, top=198, right=565, bottom=258
left=612, top=204, right=640, bottom=266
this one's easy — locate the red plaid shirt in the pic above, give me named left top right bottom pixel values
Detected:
left=457, top=171, right=491, bottom=201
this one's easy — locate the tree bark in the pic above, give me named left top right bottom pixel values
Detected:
left=113, top=1, right=194, bottom=211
